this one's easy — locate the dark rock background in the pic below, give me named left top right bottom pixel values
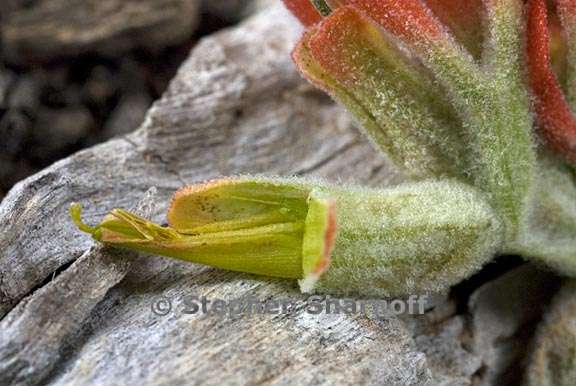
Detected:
left=0, top=0, right=248, bottom=200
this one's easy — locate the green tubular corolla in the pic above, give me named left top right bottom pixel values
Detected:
left=72, top=177, right=502, bottom=297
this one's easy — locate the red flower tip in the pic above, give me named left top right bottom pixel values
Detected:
left=283, top=0, right=323, bottom=27
left=306, top=6, right=368, bottom=81
left=345, top=0, right=444, bottom=44
left=527, top=0, right=576, bottom=164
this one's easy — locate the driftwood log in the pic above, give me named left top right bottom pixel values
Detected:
left=0, top=3, right=560, bottom=385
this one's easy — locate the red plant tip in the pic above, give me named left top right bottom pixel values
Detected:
left=527, top=0, right=576, bottom=164
left=283, top=0, right=323, bottom=27
left=306, top=6, right=369, bottom=81
left=344, top=0, right=445, bottom=44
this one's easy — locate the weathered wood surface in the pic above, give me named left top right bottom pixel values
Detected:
left=0, top=3, right=558, bottom=385
left=1, top=0, right=200, bottom=62
left=0, top=190, right=157, bottom=384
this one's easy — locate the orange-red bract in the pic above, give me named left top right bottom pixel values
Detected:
left=527, top=0, right=576, bottom=164
left=282, top=0, right=323, bottom=26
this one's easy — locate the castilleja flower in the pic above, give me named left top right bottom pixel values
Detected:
left=282, top=2, right=576, bottom=382
left=73, top=3, right=576, bottom=376
left=73, top=1, right=576, bottom=306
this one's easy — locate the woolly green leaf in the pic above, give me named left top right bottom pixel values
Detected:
left=310, top=179, right=502, bottom=297
left=513, top=153, right=576, bottom=275
left=301, top=0, right=536, bottom=242
left=294, top=6, right=469, bottom=180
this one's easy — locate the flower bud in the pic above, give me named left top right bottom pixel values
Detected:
left=72, top=177, right=502, bottom=297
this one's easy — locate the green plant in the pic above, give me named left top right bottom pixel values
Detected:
left=74, top=0, right=576, bottom=298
